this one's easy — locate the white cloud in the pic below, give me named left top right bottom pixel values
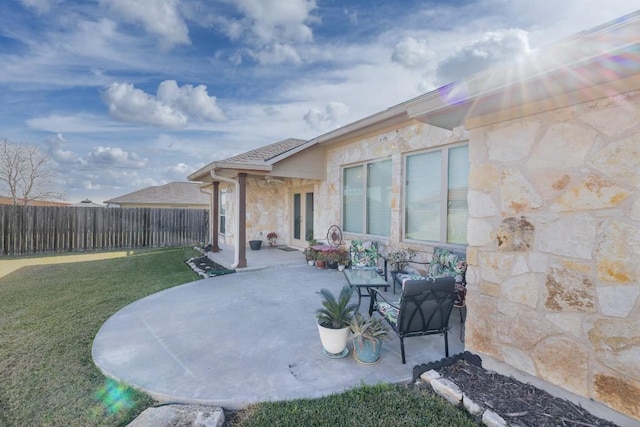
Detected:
left=344, top=8, right=358, bottom=25
left=101, top=81, right=225, bottom=129
left=233, top=0, right=316, bottom=44
left=87, top=146, right=147, bottom=168
left=101, top=0, right=190, bottom=48
left=19, top=0, right=60, bottom=13
left=165, top=163, right=192, bottom=181
left=303, top=102, right=349, bottom=131
left=248, top=43, right=302, bottom=65
left=45, top=134, right=86, bottom=166
left=391, top=37, right=434, bottom=69
left=436, top=28, right=532, bottom=84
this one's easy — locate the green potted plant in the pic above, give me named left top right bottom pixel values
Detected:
left=315, top=250, right=327, bottom=269
left=336, top=247, right=350, bottom=271
left=324, top=248, right=340, bottom=270
left=316, top=285, right=357, bottom=357
left=303, top=247, right=316, bottom=265
left=349, top=313, right=390, bottom=364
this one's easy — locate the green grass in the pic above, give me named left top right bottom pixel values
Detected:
left=229, top=383, right=478, bottom=426
left=0, top=247, right=201, bottom=427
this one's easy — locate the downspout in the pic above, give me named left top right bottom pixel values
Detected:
left=210, top=171, right=241, bottom=268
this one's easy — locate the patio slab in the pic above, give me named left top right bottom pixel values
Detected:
left=92, top=262, right=465, bottom=410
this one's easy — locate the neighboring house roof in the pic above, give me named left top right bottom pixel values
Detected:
left=223, top=138, right=307, bottom=164
left=71, top=199, right=104, bottom=207
left=0, top=196, right=69, bottom=206
left=104, top=182, right=209, bottom=206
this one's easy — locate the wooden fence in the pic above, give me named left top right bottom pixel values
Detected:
left=0, top=205, right=208, bottom=256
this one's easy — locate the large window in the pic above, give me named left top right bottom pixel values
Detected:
left=405, top=144, right=468, bottom=244
left=343, top=159, right=392, bottom=236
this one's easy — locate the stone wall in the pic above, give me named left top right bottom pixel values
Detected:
left=465, top=91, right=640, bottom=421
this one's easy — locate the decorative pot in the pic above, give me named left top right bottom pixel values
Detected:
left=317, top=322, right=350, bottom=357
left=249, top=240, right=262, bottom=250
left=327, top=261, right=338, bottom=270
left=338, top=264, right=345, bottom=272
left=315, top=260, right=326, bottom=269
left=307, top=260, right=315, bottom=266
left=353, top=339, right=383, bottom=364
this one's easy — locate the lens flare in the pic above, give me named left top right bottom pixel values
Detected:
left=94, top=378, right=136, bottom=416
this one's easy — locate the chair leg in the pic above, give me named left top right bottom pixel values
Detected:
left=400, top=337, right=406, bottom=364
left=444, top=332, right=449, bottom=358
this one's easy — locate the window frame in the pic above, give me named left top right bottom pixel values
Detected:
left=402, top=142, right=469, bottom=246
left=341, top=157, right=392, bottom=238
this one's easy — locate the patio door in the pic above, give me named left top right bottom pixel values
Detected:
left=291, top=187, right=314, bottom=248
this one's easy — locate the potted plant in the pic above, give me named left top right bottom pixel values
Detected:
left=315, top=250, right=327, bottom=269
left=324, top=248, right=340, bottom=270
left=387, top=248, right=417, bottom=273
left=316, top=285, right=357, bottom=357
left=349, top=313, right=390, bottom=364
left=336, top=247, right=350, bottom=272
left=267, top=231, right=278, bottom=247
left=249, top=239, right=262, bottom=250
left=303, top=247, right=316, bottom=266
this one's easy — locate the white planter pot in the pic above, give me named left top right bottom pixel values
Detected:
left=338, top=264, right=345, bottom=272
left=317, top=322, right=350, bottom=355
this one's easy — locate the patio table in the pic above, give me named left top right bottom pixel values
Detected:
left=342, top=268, right=389, bottom=311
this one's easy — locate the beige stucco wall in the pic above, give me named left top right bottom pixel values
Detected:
left=465, top=90, right=640, bottom=421
left=116, top=203, right=208, bottom=209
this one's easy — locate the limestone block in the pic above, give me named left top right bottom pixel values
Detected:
left=511, top=256, right=530, bottom=275
left=496, top=216, right=534, bottom=252
left=593, top=373, right=640, bottom=421
left=509, top=308, right=560, bottom=350
left=487, top=120, right=539, bottom=162
left=535, top=214, right=596, bottom=259
left=630, top=197, right=640, bottom=222
left=552, top=174, right=632, bottom=212
left=589, top=134, right=640, bottom=187
left=468, top=190, right=498, bottom=218
left=587, top=318, right=640, bottom=382
left=530, top=170, right=574, bottom=206
left=466, top=246, right=479, bottom=266
left=579, top=93, right=640, bottom=137
left=596, top=285, right=640, bottom=318
left=420, top=369, right=441, bottom=384
left=595, top=221, right=638, bottom=284
left=501, top=345, right=537, bottom=376
left=532, top=336, right=589, bottom=396
left=466, top=293, right=501, bottom=358
left=502, top=273, right=540, bottom=309
left=479, top=252, right=516, bottom=284
left=482, top=409, right=507, bottom=427
left=462, top=393, right=484, bottom=416
left=430, top=377, right=463, bottom=404
left=479, top=280, right=500, bottom=297
left=545, top=313, right=583, bottom=338
left=467, top=218, right=495, bottom=246
left=529, top=122, right=596, bottom=169
left=500, top=168, right=543, bottom=216
left=528, top=253, right=549, bottom=273
left=465, top=266, right=480, bottom=286
left=469, top=163, right=500, bottom=192
left=544, top=262, right=596, bottom=312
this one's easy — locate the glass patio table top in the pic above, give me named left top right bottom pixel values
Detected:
left=343, top=268, right=389, bottom=311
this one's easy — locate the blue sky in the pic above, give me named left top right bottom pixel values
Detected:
left=0, top=0, right=637, bottom=204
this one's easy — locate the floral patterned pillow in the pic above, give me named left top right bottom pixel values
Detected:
left=350, top=240, right=379, bottom=269
left=427, top=247, right=467, bottom=282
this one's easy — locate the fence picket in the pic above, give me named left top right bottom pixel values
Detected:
left=0, top=206, right=208, bottom=256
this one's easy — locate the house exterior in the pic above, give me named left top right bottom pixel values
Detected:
left=0, top=196, right=69, bottom=206
left=104, top=182, right=209, bottom=209
left=189, top=12, right=639, bottom=425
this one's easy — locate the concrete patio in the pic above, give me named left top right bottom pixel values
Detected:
left=92, top=245, right=465, bottom=410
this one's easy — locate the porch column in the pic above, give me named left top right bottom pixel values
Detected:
left=237, top=172, right=247, bottom=268
left=211, top=181, right=220, bottom=252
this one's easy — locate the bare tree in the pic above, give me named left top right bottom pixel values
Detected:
left=0, top=139, right=64, bottom=205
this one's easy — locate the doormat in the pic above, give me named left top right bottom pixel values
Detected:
left=278, top=246, right=298, bottom=252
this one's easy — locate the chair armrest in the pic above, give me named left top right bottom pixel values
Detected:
left=369, top=288, right=399, bottom=307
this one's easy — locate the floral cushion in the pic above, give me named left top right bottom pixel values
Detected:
left=350, top=240, right=379, bottom=269
left=374, top=301, right=398, bottom=326
left=396, top=272, right=425, bottom=287
left=427, top=247, right=467, bottom=282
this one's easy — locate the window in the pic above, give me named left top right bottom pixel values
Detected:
left=219, top=190, right=226, bottom=234
left=404, top=144, right=468, bottom=244
left=343, top=159, right=392, bottom=236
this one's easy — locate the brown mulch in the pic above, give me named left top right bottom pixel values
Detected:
left=433, top=359, right=619, bottom=427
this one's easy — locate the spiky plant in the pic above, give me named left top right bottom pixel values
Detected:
left=316, top=285, right=357, bottom=329
left=349, top=313, right=390, bottom=350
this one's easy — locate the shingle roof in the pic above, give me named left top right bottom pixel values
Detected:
left=0, top=196, right=69, bottom=206
left=104, top=182, right=209, bottom=205
left=222, top=138, right=307, bottom=164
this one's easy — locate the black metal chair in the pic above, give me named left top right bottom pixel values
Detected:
left=368, top=276, right=456, bottom=364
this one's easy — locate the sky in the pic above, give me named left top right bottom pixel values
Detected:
left=0, top=1, right=638, bottom=204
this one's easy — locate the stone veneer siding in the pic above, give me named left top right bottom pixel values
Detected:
left=465, top=91, right=640, bottom=421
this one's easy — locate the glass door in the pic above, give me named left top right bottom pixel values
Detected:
left=292, top=187, right=314, bottom=248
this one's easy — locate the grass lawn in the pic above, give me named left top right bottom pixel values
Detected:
left=0, top=247, right=201, bottom=427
